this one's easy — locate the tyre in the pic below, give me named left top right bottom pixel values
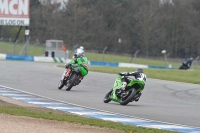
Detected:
left=103, top=90, right=112, bottom=103
left=179, top=65, right=184, bottom=69
left=65, top=73, right=78, bottom=91
left=58, top=80, right=64, bottom=89
left=120, top=88, right=137, bottom=105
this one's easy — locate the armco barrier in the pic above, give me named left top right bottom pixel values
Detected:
left=148, top=65, right=167, bottom=69
left=89, top=61, right=118, bottom=67
left=148, top=65, right=178, bottom=70
left=0, top=53, right=6, bottom=60
left=0, top=53, right=67, bottom=63
left=34, top=56, right=70, bottom=63
left=6, top=54, right=34, bottom=61
left=34, top=56, right=57, bottom=63
left=118, top=62, right=148, bottom=68
left=0, top=53, right=175, bottom=69
left=89, top=61, right=149, bottom=68
left=88, top=61, right=175, bottom=69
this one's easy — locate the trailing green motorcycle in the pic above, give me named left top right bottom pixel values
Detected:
left=103, top=75, right=145, bottom=105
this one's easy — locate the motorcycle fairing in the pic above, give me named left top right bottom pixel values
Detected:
left=110, top=76, right=122, bottom=102
left=127, top=80, right=145, bottom=92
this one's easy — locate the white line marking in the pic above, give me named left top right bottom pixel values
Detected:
left=69, top=111, right=116, bottom=116
left=143, top=125, right=194, bottom=129
left=13, top=97, right=45, bottom=100
left=0, top=91, right=21, bottom=93
left=102, top=118, right=146, bottom=122
left=2, top=94, right=31, bottom=97
left=46, top=106, right=83, bottom=110
left=27, top=102, right=65, bottom=105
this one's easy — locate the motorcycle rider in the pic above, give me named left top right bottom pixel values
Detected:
left=179, top=57, right=194, bottom=69
left=64, top=54, right=89, bottom=85
left=118, top=68, right=147, bottom=102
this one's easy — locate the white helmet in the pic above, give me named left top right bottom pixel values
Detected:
left=80, top=46, right=84, bottom=50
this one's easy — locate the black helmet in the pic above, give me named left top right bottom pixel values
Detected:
left=74, top=53, right=84, bottom=58
left=137, top=68, right=143, bottom=73
left=74, top=53, right=78, bottom=58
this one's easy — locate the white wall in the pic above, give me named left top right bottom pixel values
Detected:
left=40, top=0, right=68, bottom=5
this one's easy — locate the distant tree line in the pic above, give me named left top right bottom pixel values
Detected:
left=1, top=0, right=200, bottom=58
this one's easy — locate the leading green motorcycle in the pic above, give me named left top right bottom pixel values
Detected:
left=103, top=75, right=145, bottom=105
left=58, top=56, right=89, bottom=91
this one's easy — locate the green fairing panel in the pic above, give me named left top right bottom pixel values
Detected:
left=127, top=80, right=145, bottom=92
left=110, top=89, right=121, bottom=103
left=113, top=76, right=123, bottom=90
left=110, top=76, right=122, bottom=103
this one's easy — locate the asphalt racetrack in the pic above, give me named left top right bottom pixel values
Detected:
left=0, top=61, right=200, bottom=128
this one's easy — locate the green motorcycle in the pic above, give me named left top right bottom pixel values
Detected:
left=103, top=75, right=145, bottom=105
left=58, top=63, right=88, bottom=91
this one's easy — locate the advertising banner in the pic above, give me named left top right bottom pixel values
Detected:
left=0, top=0, right=30, bottom=26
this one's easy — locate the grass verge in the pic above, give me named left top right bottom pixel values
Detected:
left=58, top=65, right=200, bottom=84
left=0, top=104, right=176, bottom=133
left=0, top=42, right=44, bottom=56
left=1, top=41, right=199, bottom=70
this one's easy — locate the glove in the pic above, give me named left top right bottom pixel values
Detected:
left=72, top=64, right=78, bottom=68
left=119, top=72, right=128, bottom=76
left=65, top=64, right=72, bottom=68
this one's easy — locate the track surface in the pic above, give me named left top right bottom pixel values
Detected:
left=0, top=61, right=200, bottom=127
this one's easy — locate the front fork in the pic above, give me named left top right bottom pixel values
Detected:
left=61, top=69, right=72, bottom=81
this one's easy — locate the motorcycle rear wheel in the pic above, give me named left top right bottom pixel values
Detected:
left=65, top=73, right=78, bottom=91
left=103, top=90, right=112, bottom=103
left=120, top=88, right=137, bottom=105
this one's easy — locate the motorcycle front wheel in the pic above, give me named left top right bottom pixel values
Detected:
left=103, top=90, right=112, bottom=103
left=58, top=80, right=64, bottom=89
left=120, top=88, right=137, bottom=105
left=65, top=73, right=78, bottom=91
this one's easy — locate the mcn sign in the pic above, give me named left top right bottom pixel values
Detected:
left=0, top=0, right=30, bottom=26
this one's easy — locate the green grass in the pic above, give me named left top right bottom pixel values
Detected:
left=59, top=64, right=200, bottom=84
left=0, top=42, right=44, bottom=56
left=88, top=66, right=200, bottom=84
left=1, top=41, right=199, bottom=69
left=85, top=52, right=184, bottom=68
left=0, top=105, right=176, bottom=133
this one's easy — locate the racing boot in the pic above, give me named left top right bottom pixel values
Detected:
left=77, top=76, right=83, bottom=85
left=121, top=82, right=127, bottom=90
left=135, top=92, right=142, bottom=102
